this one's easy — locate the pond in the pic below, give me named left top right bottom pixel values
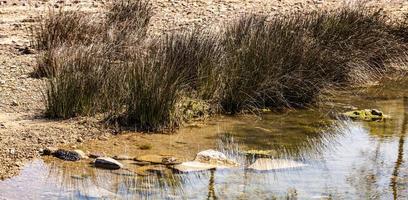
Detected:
left=0, top=80, right=407, bottom=199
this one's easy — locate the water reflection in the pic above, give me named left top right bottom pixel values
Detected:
left=391, top=97, right=407, bottom=200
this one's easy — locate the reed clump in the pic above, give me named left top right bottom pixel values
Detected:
left=33, top=3, right=408, bottom=131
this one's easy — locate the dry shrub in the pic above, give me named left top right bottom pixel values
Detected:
left=124, top=48, right=186, bottom=131
left=38, top=3, right=408, bottom=131
left=218, top=8, right=408, bottom=113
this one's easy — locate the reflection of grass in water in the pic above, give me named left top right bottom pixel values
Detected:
left=217, top=109, right=339, bottom=159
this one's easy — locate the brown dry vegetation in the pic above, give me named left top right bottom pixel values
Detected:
left=32, top=1, right=408, bottom=131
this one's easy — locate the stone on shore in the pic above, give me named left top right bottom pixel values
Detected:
left=94, top=157, right=123, bottom=170
left=52, top=149, right=82, bottom=161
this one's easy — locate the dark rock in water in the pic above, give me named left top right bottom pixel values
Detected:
left=52, top=149, right=81, bottom=161
left=94, top=157, right=123, bottom=170
left=371, top=109, right=383, bottom=116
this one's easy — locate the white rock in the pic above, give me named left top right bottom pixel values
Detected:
left=248, top=158, right=306, bottom=171
left=94, top=157, right=123, bottom=170
left=73, top=150, right=88, bottom=159
left=195, top=149, right=238, bottom=166
left=172, top=161, right=217, bottom=172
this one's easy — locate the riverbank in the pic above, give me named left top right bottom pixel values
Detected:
left=1, top=0, right=408, bottom=180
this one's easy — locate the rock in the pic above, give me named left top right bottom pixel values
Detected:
left=111, top=170, right=136, bottom=177
left=10, top=100, right=18, bottom=106
left=17, top=46, right=35, bottom=55
left=94, top=157, right=123, bottom=170
left=173, top=160, right=236, bottom=173
left=78, top=186, right=117, bottom=199
left=341, top=109, right=388, bottom=121
left=134, top=165, right=167, bottom=175
left=71, top=174, right=90, bottom=180
left=112, top=155, right=134, bottom=160
left=172, top=161, right=217, bottom=172
left=42, top=147, right=58, bottom=155
left=241, top=149, right=278, bottom=158
left=162, top=157, right=180, bottom=165
left=172, top=149, right=239, bottom=173
left=73, top=150, right=88, bottom=159
left=88, top=152, right=105, bottom=158
left=248, top=158, right=306, bottom=171
left=195, top=149, right=238, bottom=166
left=76, top=137, right=83, bottom=143
left=135, top=154, right=177, bottom=164
left=133, top=160, right=151, bottom=166
left=52, top=149, right=81, bottom=161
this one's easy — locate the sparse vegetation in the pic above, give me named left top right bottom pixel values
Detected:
left=32, top=2, right=408, bottom=131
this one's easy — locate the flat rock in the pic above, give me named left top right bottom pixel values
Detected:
left=113, top=155, right=134, bottom=160
left=172, top=161, right=217, bottom=173
left=241, top=149, right=278, bottom=158
left=79, top=186, right=117, bottom=199
left=135, top=154, right=179, bottom=164
left=135, top=165, right=167, bottom=175
left=195, top=149, right=238, bottom=166
left=248, top=158, right=306, bottom=171
left=94, top=157, right=123, bottom=170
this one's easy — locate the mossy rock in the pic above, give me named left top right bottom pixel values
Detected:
left=342, top=109, right=389, bottom=121
left=177, top=97, right=211, bottom=121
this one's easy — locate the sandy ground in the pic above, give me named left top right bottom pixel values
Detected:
left=0, top=0, right=407, bottom=180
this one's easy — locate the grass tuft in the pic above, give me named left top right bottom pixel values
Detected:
left=33, top=4, right=408, bottom=131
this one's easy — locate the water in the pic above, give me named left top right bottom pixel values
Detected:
left=0, top=80, right=407, bottom=200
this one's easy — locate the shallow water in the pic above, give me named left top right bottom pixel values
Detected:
left=0, top=80, right=407, bottom=200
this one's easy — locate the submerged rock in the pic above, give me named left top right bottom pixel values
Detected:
left=135, top=165, right=167, bottom=175
left=241, top=149, right=278, bottom=158
left=341, top=109, right=388, bottom=121
left=172, top=161, right=217, bottom=173
left=248, top=158, right=306, bottom=171
left=94, top=157, right=123, bottom=170
left=52, top=149, right=81, bottom=161
left=79, top=186, right=117, bottom=199
left=113, top=155, right=134, bottom=160
left=71, top=174, right=90, bottom=180
left=162, top=157, right=181, bottom=165
left=172, top=149, right=239, bottom=173
left=195, top=149, right=238, bottom=166
left=135, top=154, right=180, bottom=165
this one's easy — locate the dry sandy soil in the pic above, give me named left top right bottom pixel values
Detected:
left=0, top=0, right=407, bottom=180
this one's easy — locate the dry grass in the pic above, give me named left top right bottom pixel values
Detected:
left=33, top=4, right=408, bottom=131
